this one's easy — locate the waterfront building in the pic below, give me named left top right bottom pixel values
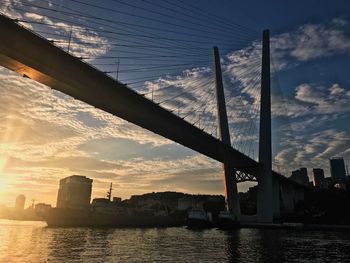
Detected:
left=56, top=175, right=93, bottom=209
left=35, top=203, right=52, bottom=214
left=334, top=182, right=346, bottom=190
left=15, top=194, right=25, bottom=211
left=330, top=157, right=347, bottom=182
left=178, top=197, right=196, bottom=211
left=138, top=198, right=160, bottom=208
left=323, top=177, right=334, bottom=189
left=91, top=198, right=119, bottom=214
left=299, top=168, right=308, bottom=181
left=313, top=168, right=325, bottom=188
left=113, top=197, right=122, bottom=203
left=290, top=168, right=309, bottom=186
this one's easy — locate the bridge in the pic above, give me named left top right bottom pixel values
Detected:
left=0, top=13, right=305, bottom=223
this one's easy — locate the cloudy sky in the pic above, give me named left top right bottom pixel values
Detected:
left=0, top=0, right=350, bottom=207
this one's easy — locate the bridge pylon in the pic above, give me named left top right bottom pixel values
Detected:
left=213, top=47, right=241, bottom=219
left=257, top=30, right=273, bottom=223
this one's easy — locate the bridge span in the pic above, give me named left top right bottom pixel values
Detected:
left=0, top=15, right=258, bottom=172
left=0, top=14, right=306, bottom=222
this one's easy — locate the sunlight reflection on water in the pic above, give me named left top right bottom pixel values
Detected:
left=0, top=219, right=350, bottom=262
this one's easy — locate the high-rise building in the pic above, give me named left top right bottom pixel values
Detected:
left=15, top=194, right=25, bottom=211
left=56, top=175, right=93, bottom=209
left=330, top=157, right=346, bottom=182
left=299, top=167, right=308, bottom=181
left=313, top=168, right=325, bottom=188
left=290, top=168, right=309, bottom=186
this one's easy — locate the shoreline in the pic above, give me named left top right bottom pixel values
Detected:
left=2, top=218, right=350, bottom=231
left=239, top=222, right=350, bottom=231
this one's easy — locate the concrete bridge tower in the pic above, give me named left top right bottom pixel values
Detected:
left=213, top=46, right=241, bottom=219
left=213, top=30, right=273, bottom=223
left=257, top=30, right=273, bottom=223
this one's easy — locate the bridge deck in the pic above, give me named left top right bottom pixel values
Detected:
left=0, top=15, right=261, bottom=173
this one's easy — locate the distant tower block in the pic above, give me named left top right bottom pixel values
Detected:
left=56, top=175, right=93, bottom=209
left=313, top=168, right=325, bottom=188
left=257, top=30, right=273, bottom=223
left=213, top=46, right=241, bottom=218
left=290, top=168, right=309, bottom=186
left=330, top=157, right=347, bottom=182
left=15, top=194, right=25, bottom=211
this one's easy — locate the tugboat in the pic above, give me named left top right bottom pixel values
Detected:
left=217, top=210, right=240, bottom=230
left=186, top=207, right=214, bottom=229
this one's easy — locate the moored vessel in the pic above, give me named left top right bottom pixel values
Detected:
left=217, top=210, right=240, bottom=230
left=41, top=207, right=184, bottom=228
left=186, top=208, right=214, bottom=228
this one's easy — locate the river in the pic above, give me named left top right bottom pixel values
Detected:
left=0, top=219, right=350, bottom=262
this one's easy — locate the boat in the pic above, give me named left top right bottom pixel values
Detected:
left=40, top=207, right=184, bottom=227
left=186, top=208, right=214, bottom=228
left=38, top=184, right=185, bottom=228
left=217, top=210, right=240, bottom=229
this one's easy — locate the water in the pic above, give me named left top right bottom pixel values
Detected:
left=1, top=220, right=350, bottom=262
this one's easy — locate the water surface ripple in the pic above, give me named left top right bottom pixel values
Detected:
left=1, top=220, right=350, bottom=262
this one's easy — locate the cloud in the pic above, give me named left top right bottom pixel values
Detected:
left=224, top=41, right=262, bottom=100
left=0, top=67, right=171, bottom=149
left=290, top=22, right=350, bottom=61
left=224, top=18, right=350, bottom=99
left=0, top=0, right=25, bottom=21
left=270, top=18, right=350, bottom=70
left=270, top=82, right=350, bottom=120
left=295, top=83, right=350, bottom=115
left=311, top=130, right=350, bottom=160
left=141, top=67, right=219, bottom=134
left=274, top=128, right=350, bottom=178
left=1, top=0, right=112, bottom=58
left=4, top=155, right=127, bottom=174
left=271, top=95, right=309, bottom=118
left=22, top=12, right=111, bottom=58
left=150, top=169, right=223, bottom=194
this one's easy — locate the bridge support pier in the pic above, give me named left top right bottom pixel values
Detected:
left=272, top=177, right=281, bottom=219
left=257, top=30, right=273, bottom=223
left=213, top=47, right=241, bottom=218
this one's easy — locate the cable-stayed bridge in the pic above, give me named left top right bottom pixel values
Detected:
left=0, top=2, right=306, bottom=223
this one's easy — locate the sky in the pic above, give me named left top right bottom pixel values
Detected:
left=0, top=0, right=350, bottom=207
